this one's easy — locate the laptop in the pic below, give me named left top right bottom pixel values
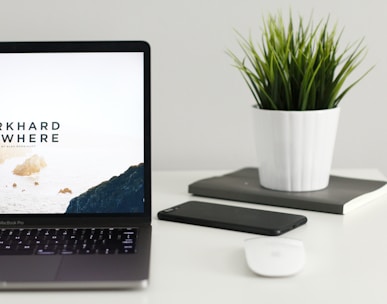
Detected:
left=0, top=41, right=151, bottom=289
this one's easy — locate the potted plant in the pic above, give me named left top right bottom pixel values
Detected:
left=228, top=12, right=372, bottom=191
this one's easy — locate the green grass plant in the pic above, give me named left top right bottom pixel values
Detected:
left=228, top=12, right=372, bottom=110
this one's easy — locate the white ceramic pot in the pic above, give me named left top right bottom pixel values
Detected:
left=253, top=107, right=340, bottom=192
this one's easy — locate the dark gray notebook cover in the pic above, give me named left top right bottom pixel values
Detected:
left=188, top=168, right=387, bottom=214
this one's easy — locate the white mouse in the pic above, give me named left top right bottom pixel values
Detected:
left=244, top=237, right=305, bottom=277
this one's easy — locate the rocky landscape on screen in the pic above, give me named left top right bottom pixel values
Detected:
left=65, top=163, right=144, bottom=213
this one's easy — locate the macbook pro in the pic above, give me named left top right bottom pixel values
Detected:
left=0, top=41, right=151, bottom=289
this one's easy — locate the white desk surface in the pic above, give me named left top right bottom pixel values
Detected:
left=3, top=169, right=387, bottom=304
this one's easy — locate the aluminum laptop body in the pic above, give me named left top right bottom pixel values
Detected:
left=0, top=41, right=151, bottom=289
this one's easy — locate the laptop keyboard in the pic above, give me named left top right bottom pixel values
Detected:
left=0, top=228, right=137, bottom=255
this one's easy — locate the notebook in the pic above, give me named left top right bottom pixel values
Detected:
left=188, top=167, right=387, bottom=215
left=0, top=41, right=151, bottom=289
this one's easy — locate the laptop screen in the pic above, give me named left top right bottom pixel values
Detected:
left=0, top=41, right=150, bottom=218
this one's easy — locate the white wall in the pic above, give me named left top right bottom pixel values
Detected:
left=1, top=0, right=386, bottom=174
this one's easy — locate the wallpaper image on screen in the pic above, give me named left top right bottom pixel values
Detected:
left=0, top=52, right=144, bottom=214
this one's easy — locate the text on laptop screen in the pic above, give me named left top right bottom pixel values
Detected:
left=0, top=52, right=145, bottom=214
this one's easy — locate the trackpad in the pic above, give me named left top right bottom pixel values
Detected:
left=57, top=255, right=131, bottom=281
left=0, top=256, right=61, bottom=281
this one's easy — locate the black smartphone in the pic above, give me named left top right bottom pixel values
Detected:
left=157, top=201, right=307, bottom=236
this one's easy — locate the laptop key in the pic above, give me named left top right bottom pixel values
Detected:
left=79, top=248, right=97, bottom=254
left=36, top=249, right=57, bottom=255
left=0, top=249, right=34, bottom=255
left=59, top=250, right=75, bottom=255
left=118, top=246, right=135, bottom=254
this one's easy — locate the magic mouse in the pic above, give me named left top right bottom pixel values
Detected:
left=244, top=237, right=305, bottom=277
